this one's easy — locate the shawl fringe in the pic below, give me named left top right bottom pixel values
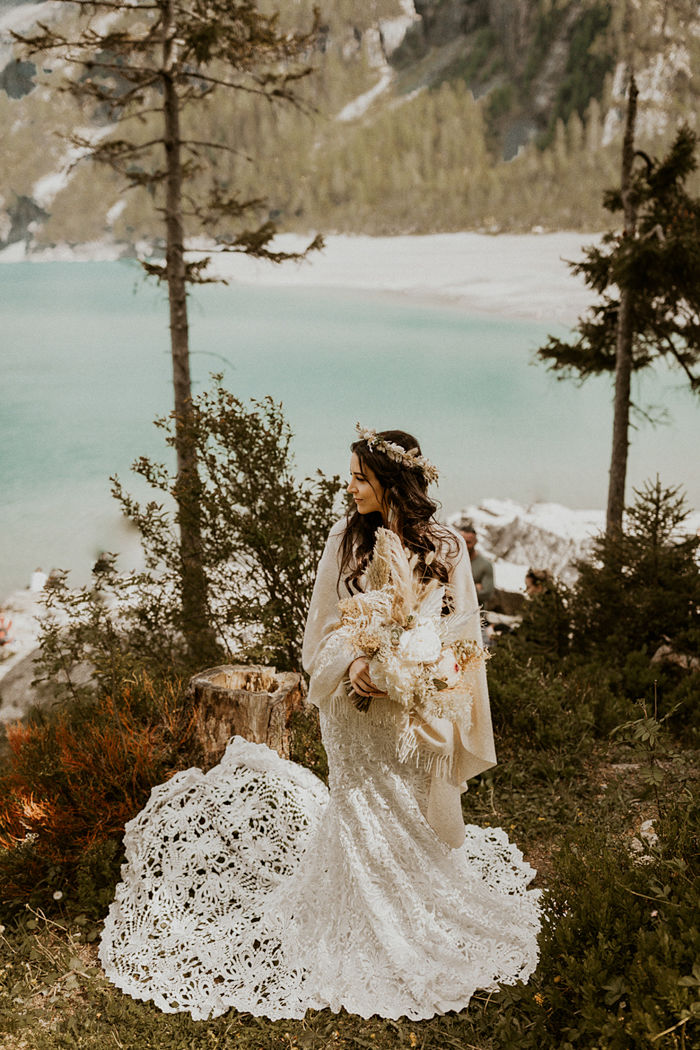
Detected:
left=396, top=727, right=456, bottom=783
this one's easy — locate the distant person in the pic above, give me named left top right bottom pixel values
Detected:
left=46, top=569, right=63, bottom=589
left=459, top=521, right=495, bottom=606
left=525, top=568, right=553, bottom=597
left=29, top=567, right=47, bottom=592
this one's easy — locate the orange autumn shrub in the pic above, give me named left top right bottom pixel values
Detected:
left=0, top=672, right=200, bottom=917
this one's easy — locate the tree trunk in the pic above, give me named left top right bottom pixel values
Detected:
left=187, top=664, right=309, bottom=768
left=606, top=74, right=639, bottom=540
left=162, top=1, right=216, bottom=661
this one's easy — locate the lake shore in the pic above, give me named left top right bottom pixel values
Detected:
left=206, top=231, right=599, bottom=325
left=0, top=230, right=599, bottom=324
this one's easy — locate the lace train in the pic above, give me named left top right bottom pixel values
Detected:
left=100, top=702, right=541, bottom=1020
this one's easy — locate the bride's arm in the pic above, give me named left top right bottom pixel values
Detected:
left=302, top=521, right=363, bottom=707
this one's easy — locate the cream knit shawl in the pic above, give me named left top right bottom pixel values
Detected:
left=302, top=519, right=497, bottom=848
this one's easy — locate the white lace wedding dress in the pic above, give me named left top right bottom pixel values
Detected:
left=99, top=524, right=541, bottom=1021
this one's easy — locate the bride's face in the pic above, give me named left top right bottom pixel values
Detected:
left=347, top=452, right=385, bottom=517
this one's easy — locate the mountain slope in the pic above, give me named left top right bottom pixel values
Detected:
left=0, top=0, right=697, bottom=250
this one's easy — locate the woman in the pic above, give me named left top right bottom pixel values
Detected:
left=100, top=426, right=541, bottom=1021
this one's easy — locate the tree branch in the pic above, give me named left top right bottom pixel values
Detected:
left=13, top=27, right=159, bottom=60
left=181, top=139, right=252, bottom=161
left=662, top=335, right=700, bottom=391
left=186, top=231, right=324, bottom=265
left=108, top=105, right=166, bottom=123
left=74, top=135, right=165, bottom=159
left=175, top=70, right=292, bottom=96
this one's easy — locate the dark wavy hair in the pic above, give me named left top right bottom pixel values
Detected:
left=339, top=429, right=459, bottom=595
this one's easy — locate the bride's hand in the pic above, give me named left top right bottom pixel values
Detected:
left=348, top=657, right=386, bottom=699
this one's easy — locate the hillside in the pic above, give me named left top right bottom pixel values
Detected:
left=0, top=0, right=698, bottom=251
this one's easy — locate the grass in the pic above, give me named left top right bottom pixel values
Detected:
left=1, top=729, right=695, bottom=1050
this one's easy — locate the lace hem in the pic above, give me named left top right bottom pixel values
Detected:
left=100, top=725, right=541, bottom=1021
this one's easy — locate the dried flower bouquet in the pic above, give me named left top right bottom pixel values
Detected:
left=337, top=529, right=487, bottom=731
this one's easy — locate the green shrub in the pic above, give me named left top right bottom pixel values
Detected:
left=569, top=480, right=700, bottom=668
left=490, top=785, right=700, bottom=1050
left=499, top=481, right=700, bottom=745
left=34, top=382, right=344, bottom=700
left=508, top=578, right=572, bottom=661
left=487, top=646, right=595, bottom=761
left=486, top=83, right=515, bottom=124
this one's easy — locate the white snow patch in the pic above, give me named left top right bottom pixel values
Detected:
left=337, top=69, right=393, bottom=122
left=336, top=16, right=408, bottom=123
left=0, top=2, right=60, bottom=67
left=364, top=25, right=386, bottom=69
left=0, top=240, right=27, bottom=261
left=0, top=1, right=56, bottom=38
left=380, top=0, right=420, bottom=57
left=106, top=199, right=127, bottom=225
left=27, top=239, right=123, bottom=262
left=32, top=124, right=115, bottom=207
left=603, top=45, right=693, bottom=146
left=0, top=237, right=123, bottom=262
left=33, top=168, right=72, bottom=207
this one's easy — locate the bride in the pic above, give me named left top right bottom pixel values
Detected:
left=99, top=426, right=541, bottom=1021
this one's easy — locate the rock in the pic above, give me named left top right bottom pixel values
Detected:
left=1, top=193, right=49, bottom=249
left=0, top=650, right=43, bottom=720
left=0, top=648, right=94, bottom=722
left=651, top=642, right=700, bottom=673
left=414, top=0, right=485, bottom=46
left=452, top=498, right=603, bottom=587
left=187, top=664, right=309, bottom=768
left=0, top=58, right=36, bottom=99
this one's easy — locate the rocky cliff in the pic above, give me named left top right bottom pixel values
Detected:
left=393, top=0, right=614, bottom=157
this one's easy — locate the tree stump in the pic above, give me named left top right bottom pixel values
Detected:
left=187, top=664, right=308, bottom=768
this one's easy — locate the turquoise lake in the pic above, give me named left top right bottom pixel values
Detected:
left=1, top=260, right=699, bottom=597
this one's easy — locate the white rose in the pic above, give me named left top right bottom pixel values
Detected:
left=434, top=648, right=461, bottom=687
left=397, top=619, right=442, bottom=664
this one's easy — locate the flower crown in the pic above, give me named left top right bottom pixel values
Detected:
left=355, top=424, right=439, bottom=485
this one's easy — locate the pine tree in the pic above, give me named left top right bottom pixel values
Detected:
left=536, top=122, right=700, bottom=534
left=536, top=1, right=700, bottom=538
left=569, top=478, right=700, bottom=661
left=15, top=1, right=322, bottom=660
